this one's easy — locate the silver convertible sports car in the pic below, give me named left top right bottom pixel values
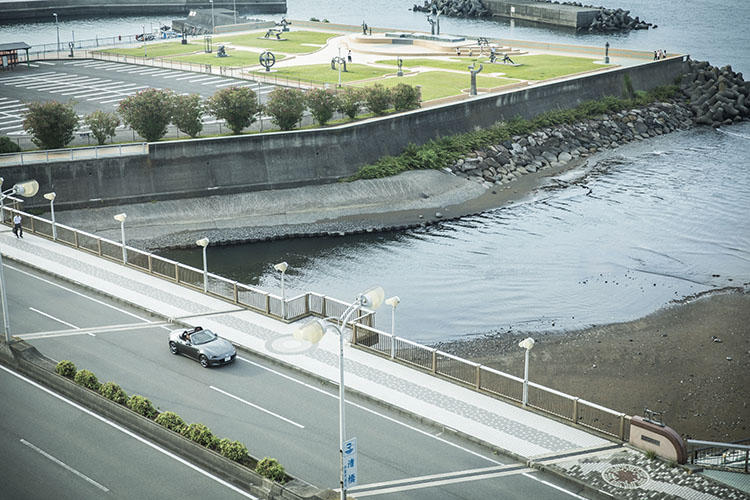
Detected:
left=168, top=326, right=236, bottom=368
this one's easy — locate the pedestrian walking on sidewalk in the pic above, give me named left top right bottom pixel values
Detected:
left=12, top=213, right=23, bottom=238
left=347, top=49, right=352, bottom=63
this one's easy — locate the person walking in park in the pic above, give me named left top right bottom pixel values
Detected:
left=347, top=49, right=352, bottom=63
left=12, top=213, right=22, bottom=238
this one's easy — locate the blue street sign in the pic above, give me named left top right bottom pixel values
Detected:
left=343, top=437, right=358, bottom=488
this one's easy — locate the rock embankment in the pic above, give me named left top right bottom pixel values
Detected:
left=681, top=59, right=750, bottom=127
left=448, top=102, right=694, bottom=188
left=536, top=1, right=653, bottom=31
left=412, top=0, right=489, bottom=18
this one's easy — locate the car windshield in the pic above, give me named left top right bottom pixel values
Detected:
left=190, top=330, right=217, bottom=345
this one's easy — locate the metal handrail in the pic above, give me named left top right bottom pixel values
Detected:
left=0, top=143, right=148, bottom=166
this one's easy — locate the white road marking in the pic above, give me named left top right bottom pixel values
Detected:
left=522, top=472, right=589, bottom=499
left=29, top=307, right=79, bottom=329
left=214, top=81, right=243, bottom=88
left=349, top=463, right=523, bottom=491
left=209, top=385, right=305, bottom=429
left=17, top=321, right=170, bottom=340
left=349, top=467, right=536, bottom=497
left=1, top=366, right=258, bottom=499
left=36, top=61, right=56, bottom=65
left=20, top=438, right=110, bottom=492
left=237, top=356, right=502, bottom=465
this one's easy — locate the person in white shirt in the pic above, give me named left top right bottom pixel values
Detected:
left=12, top=214, right=22, bottom=238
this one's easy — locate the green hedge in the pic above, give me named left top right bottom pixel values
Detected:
left=74, top=369, right=101, bottom=391
left=55, top=360, right=77, bottom=378
left=155, top=411, right=187, bottom=433
left=182, top=423, right=219, bottom=449
left=99, top=381, right=128, bottom=405
left=256, top=457, right=286, bottom=483
left=346, top=86, right=679, bottom=181
left=127, top=394, right=158, bottom=419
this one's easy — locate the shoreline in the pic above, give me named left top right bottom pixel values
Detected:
left=435, top=289, right=750, bottom=442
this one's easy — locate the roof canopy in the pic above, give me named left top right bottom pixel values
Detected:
left=0, top=42, right=31, bottom=51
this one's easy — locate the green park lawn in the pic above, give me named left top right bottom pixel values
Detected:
left=174, top=50, right=285, bottom=67
left=101, top=41, right=203, bottom=58
left=214, top=30, right=340, bottom=54
left=254, top=63, right=392, bottom=84
left=352, top=71, right=518, bottom=101
left=376, top=54, right=601, bottom=81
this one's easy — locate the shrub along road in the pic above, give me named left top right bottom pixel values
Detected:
left=2, top=259, right=591, bottom=500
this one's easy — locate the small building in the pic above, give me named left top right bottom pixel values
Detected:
left=0, top=42, right=31, bottom=70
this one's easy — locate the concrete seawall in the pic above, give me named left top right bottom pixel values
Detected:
left=483, top=0, right=598, bottom=29
left=6, top=57, right=686, bottom=211
left=0, top=0, right=286, bottom=21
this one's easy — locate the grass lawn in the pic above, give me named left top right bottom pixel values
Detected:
left=375, top=54, right=601, bottom=81
left=214, top=30, right=340, bottom=54
left=173, top=50, right=285, bottom=67
left=253, top=63, right=392, bottom=84
left=352, top=71, right=518, bottom=101
left=101, top=41, right=203, bottom=58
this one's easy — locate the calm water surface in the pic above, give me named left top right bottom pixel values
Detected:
left=1, top=1, right=748, bottom=342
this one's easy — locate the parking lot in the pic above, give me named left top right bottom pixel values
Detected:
left=0, top=59, right=279, bottom=146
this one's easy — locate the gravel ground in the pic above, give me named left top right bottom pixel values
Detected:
left=434, top=289, right=750, bottom=442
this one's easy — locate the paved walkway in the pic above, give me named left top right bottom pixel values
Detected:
left=3, top=229, right=748, bottom=500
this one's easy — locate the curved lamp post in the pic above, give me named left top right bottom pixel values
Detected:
left=274, top=261, right=288, bottom=319
left=295, top=286, right=385, bottom=500
left=385, top=296, right=400, bottom=359
left=53, top=13, right=60, bottom=53
left=196, top=237, right=209, bottom=292
left=1, top=178, right=40, bottom=343
left=113, top=213, right=127, bottom=263
left=518, top=337, right=535, bottom=407
left=44, top=192, right=56, bottom=240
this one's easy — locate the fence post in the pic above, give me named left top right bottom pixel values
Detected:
left=233, top=282, right=238, bottom=304
left=321, top=296, right=327, bottom=318
left=97, top=238, right=102, bottom=255
left=148, top=254, right=153, bottom=273
left=572, top=397, right=579, bottom=423
left=352, top=324, right=358, bottom=345
left=475, top=365, right=480, bottom=390
left=74, top=231, right=79, bottom=248
left=431, top=349, right=437, bottom=373
left=175, top=263, right=180, bottom=283
left=745, top=450, right=748, bottom=473
left=30, top=217, right=35, bottom=234
left=619, top=414, right=625, bottom=441
left=265, top=293, right=270, bottom=314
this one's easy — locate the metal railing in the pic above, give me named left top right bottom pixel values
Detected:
left=688, top=439, right=750, bottom=473
left=0, top=143, right=148, bottom=166
left=352, top=322, right=630, bottom=440
left=2, top=204, right=629, bottom=441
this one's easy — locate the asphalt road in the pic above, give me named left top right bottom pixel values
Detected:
left=2, top=260, right=591, bottom=499
left=0, top=365, right=254, bottom=499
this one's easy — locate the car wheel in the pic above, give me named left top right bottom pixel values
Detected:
left=199, top=355, right=209, bottom=368
left=169, top=341, right=178, bottom=354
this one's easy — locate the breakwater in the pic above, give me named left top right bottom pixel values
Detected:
left=482, top=0, right=599, bottom=30
left=0, top=0, right=286, bottom=22
left=681, top=59, right=750, bottom=127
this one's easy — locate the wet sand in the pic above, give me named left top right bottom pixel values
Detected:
left=435, top=290, right=750, bottom=442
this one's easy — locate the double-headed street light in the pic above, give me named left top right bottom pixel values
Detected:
left=1, top=178, right=39, bottom=343
left=44, top=192, right=56, bottom=240
left=295, top=286, right=385, bottom=500
left=518, top=337, right=535, bottom=407
left=113, top=213, right=127, bottom=263
left=274, top=261, right=288, bottom=319
left=196, top=237, right=209, bottom=292
left=385, top=296, right=400, bottom=359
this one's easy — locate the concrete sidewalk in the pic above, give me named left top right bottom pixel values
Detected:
left=4, top=229, right=749, bottom=500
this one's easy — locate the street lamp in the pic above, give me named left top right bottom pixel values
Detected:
left=196, top=237, right=209, bottom=292
left=209, top=0, right=215, bottom=34
left=113, top=213, right=127, bottom=263
left=44, top=192, right=56, bottom=240
left=142, top=25, right=147, bottom=58
left=233, top=0, right=237, bottom=24
left=274, top=261, right=288, bottom=319
left=385, top=296, right=400, bottom=359
left=1, top=178, right=40, bottom=343
left=518, top=337, right=535, bottom=407
left=295, top=286, right=385, bottom=500
left=53, top=13, right=60, bottom=53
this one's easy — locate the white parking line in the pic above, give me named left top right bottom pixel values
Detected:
left=20, top=438, right=110, bottom=492
left=209, top=385, right=305, bottom=429
left=188, top=76, right=224, bottom=83
left=214, top=81, right=243, bottom=88
left=29, top=307, right=80, bottom=330
left=36, top=61, right=56, bottom=66
left=1, top=366, right=258, bottom=499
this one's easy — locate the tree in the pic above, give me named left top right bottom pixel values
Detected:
left=118, top=88, right=174, bottom=142
left=265, top=88, right=307, bottom=131
left=306, top=88, right=339, bottom=126
left=172, top=93, right=204, bottom=138
left=84, top=110, right=120, bottom=145
left=23, top=100, right=79, bottom=149
left=0, top=136, right=21, bottom=154
left=391, top=83, right=421, bottom=112
left=206, top=86, right=259, bottom=135
left=337, top=87, right=364, bottom=120
left=363, top=84, right=392, bottom=116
